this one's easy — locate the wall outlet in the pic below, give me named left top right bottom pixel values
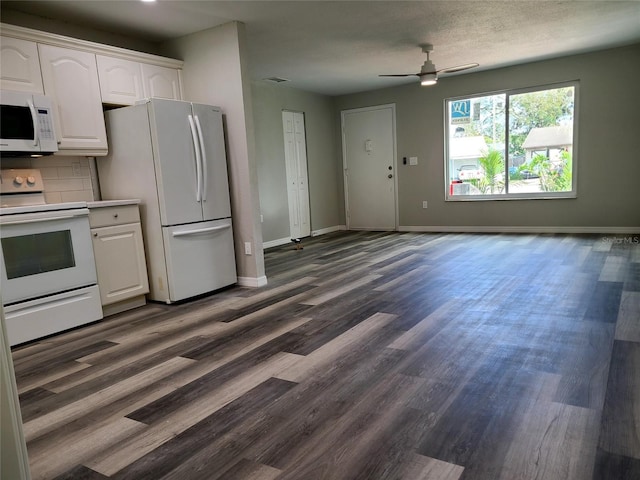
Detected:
left=422, top=201, right=428, bottom=209
left=244, top=242, right=252, bottom=255
left=409, top=157, right=418, bottom=166
left=72, top=163, right=82, bottom=177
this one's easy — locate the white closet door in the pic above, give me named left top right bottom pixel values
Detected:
left=282, top=111, right=311, bottom=239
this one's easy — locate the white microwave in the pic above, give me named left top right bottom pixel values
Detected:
left=0, top=90, right=58, bottom=155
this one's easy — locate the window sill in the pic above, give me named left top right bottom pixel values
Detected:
left=446, top=192, right=577, bottom=201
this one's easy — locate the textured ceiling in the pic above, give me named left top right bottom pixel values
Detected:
left=2, top=1, right=640, bottom=96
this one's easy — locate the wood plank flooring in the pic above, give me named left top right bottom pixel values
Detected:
left=11, top=231, right=640, bottom=480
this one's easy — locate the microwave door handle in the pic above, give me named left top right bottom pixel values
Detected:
left=194, top=115, right=208, bottom=202
left=27, top=99, right=39, bottom=147
left=187, top=114, right=202, bottom=202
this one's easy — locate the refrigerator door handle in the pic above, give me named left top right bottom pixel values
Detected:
left=172, top=224, right=231, bottom=237
left=188, top=114, right=202, bottom=202
left=194, top=115, right=208, bottom=202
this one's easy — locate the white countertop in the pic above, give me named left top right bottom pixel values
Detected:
left=87, top=199, right=141, bottom=208
left=0, top=201, right=88, bottom=215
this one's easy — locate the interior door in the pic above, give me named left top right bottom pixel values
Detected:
left=283, top=111, right=311, bottom=239
left=342, top=105, right=397, bottom=230
left=192, top=103, right=232, bottom=221
left=147, top=98, right=202, bottom=226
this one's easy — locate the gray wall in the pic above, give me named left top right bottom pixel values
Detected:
left=252, top=82, right=341, bottom=243
left=1, top=9, right=163, bottom=55
left=334, top=44, right=640, bottom=229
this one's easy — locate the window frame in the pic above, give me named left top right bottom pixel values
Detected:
left=444, top=81, right=579, bottom=201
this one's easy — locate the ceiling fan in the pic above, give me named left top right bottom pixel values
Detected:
left=380, top=44, right=479, bottom=86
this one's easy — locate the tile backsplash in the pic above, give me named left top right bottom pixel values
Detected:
left=1, top=155, right=96, bottom=203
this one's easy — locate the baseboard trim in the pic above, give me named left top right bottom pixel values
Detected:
left=398, top=225, right=640, bottom=234
left=311, top=225, right=347, bottom=237
left=237, top=276, right=268, bottom=288
left=263, top=226, right=347, bottom=249
left=262, top=237, right=292, bottom=249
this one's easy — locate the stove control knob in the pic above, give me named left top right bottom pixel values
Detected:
left=14, top=176, right=24, bottom=186
left=27, top=176, right=36, bottom=185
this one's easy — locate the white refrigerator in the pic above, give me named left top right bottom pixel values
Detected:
left=99, top=98, right=237, bottom=303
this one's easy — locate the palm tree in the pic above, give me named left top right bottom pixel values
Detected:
left=478, top=149, right=505, bottom=194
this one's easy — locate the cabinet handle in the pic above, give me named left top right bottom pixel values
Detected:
left=113, top=213, right=119, bottom=218
left=93, top=232, right=98, bottom=237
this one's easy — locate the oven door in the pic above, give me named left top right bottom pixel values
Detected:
left=0, top=208, right=97, bottom=304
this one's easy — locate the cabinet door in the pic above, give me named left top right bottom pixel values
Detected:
left=96, top=55, right=143, bottom=106
left=0, top=37, right=44, bottom=93
left=38, top=44, right=107, bottom=152
left=141, top=63, right=181, bottom=100
left=92, top=223, right=149, bottom=306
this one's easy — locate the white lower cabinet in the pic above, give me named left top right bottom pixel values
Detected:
left=89, top=204, right=149, bottom=316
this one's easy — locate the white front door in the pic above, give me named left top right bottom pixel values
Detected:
left=342, top=105, right=397, bottom=230
left=282, top=111, right=311, bottom=239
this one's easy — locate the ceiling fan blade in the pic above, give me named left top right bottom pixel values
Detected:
left=437, top=63, right=479, bottom=74
left=378, top=73, right=420, bottom=77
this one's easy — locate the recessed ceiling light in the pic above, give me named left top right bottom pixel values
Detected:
left=141, top=0, right=156, bottom=3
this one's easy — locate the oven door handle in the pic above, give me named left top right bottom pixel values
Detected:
left=0, top=213, right=84, bottom=225
left=27, top=99, right=39, bottom=147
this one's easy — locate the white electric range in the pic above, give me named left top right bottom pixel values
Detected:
left=0, top=168, right=102, bottom=346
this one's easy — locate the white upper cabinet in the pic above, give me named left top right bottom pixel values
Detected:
left=96, top=55, right=143, bottom=106
left=38, top=44, right=108, bottom=154
left=97, top=57, right=182, bottom=105
left=0, top=37, right=44, bottom=93
left=141, top=63, right=181, bottom=100
left=1, top=23, right=183, bottom=154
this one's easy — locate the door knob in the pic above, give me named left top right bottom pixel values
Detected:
left=388, top=174, right=393, bottom=179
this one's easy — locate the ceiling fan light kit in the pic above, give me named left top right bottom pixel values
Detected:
left=420, top=73, right=438, bottom=86
left=380, top=43, right=478, bottom=87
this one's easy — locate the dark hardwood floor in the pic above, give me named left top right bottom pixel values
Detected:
left=11, top=231, right=640, bottom=480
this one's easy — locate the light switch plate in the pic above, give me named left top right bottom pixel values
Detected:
left=409, top=157, right=418, bottom=165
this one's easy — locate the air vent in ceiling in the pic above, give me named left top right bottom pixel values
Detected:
left=263, top=77, right=290, bottom=83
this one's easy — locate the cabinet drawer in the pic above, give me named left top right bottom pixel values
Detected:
left=89, top=205, right=140, bottom=228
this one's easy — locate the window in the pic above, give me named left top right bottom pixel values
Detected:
left=445, top=83, right=577, bottom=200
